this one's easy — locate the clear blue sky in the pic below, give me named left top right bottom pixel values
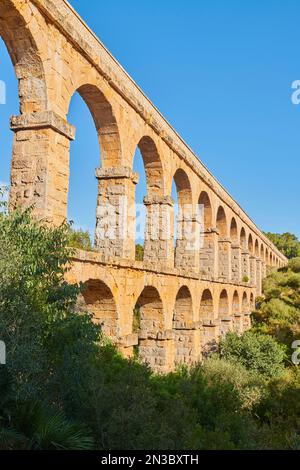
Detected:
left=0, top=0, right=299, bottom=239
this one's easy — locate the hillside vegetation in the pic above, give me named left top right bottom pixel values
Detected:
left=0, top=196, right=299, bottom=449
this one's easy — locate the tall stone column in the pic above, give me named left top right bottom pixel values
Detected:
left=250, top=255, right=257, bottom=287
left=242, top=250, right=250, bottom=282
left=175, top=213, right=201, bottom=272
left=218, top=238, right=232, bottom=281
left=95, top=166, right=138, bottom=260
left=143, top=195, right=174, bottom=268
left=10, top=112, right=75, bottom=225
left=199, top=228, right=218, bottom=279
left=256, top=258, right=262, bottom=295
left=231, top=244, right=242, bottom=283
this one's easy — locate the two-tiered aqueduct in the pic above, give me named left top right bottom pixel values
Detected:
left=0, top=0, right=287, bottom=372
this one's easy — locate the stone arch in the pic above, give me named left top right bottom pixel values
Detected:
left=242, top=291, right=251, bottom=329
left=217, top=207, right=230, bottom=280
left=79, top=279, right=118, bottom=339
left=173, top=286, right=196, bottom=365
left=248, top=233, right=254, bottom=254
left=68, top=84, right=122, bottom=167
left=232, top=290, right=240, bottom=315
left=198, top=192, right=215, bottom=276
left=250, top=292, right=255, bottom=308
left=200, top=289, right=214, bottom=320
left=242, top=292, right=249, bottom=313
left=200, top=289, right=217, bottom=354
left=265, top=248, right=269, bottom=264
left=254, top=239, right=259, bottom=257
left=0, top=0, right=48, bottom=113
left=232, top=290, right=241, bottom=332
left=134, top=286, right=171, bottom=372
left=230, top=217, right=239, bottom=243
left=240, top=227, right=247, bottom=249
left=173, top=169, right=193, bottom=268
left=260, top=244, right=264, bottom=260
left=219, top=289, right=229, bottom=317
left=230, top=218, right=241, bottom=282
left=198, top=191, right=212, bottom=230
left=219, top=289, right=231, bottom=335
left=216, top=206, right=228, bottom=237
left=136, top=136, right=164, bottom=196
left=173, top=168, right=192, bottom=207
left=133, top=136, right=164, bottom=261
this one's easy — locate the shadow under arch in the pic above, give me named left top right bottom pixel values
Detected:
left=232, top=290, right=242, bottom=333
left=78, top=279, right=118, bottom=340
left=219, top=289, right=231, bottom=336
left=200, top=288, right=218, bottom=356
left=133, top=285, right=171, bottom=372
left=173, top=286, right=198, bottom=366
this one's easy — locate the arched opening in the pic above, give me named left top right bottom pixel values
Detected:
left=198, top=192, right=214, bottom=276
left=0, top=37, right=18, bottom=198
left=133, top=136, right=163, bottom=261
left=230, top=218, right=240, bottom=282
left=232, top=291, right=239, bottom=315
left=265, top=248, right=269, bottom=263
left=198, top=191, right=212, bottom=231
left=67, top=91, right=100, bottom=245
left=133, top=148, right=147, bottom=261
left=216, top=206, right=227, bottom=237
left=260, top=244, right=264, bottom=260
left=219, top=289, right=231, bottom=335
left=250, top=292, right=255, bottom=308
left=242, top=292, right=249, bottom=313
left=79, top=279, right=118, bottom=339
left=248, top=234, right=254, bottom=254
left=254, top=239, right=259, bottom=257
left=230, top=218, right=238, bottom=243
left=173, top=169, right=193, bottom=269
left=200, top=289, right=217, bottom=355
left=134, top=286, right=170, bottom=372
left=219, top=289, right=229, bottom=317
left=216, top=207, right=229, bottom=279
left=242, top=291, right=250, bottom=330
left=173, top=286, right=196, bottom=365
left=240, top=227, right=247, bottom=249
left=67, top=85, right=122, bottom=249
left=232, top=290, right=241, bottom=332
left=200, top=289, right=214, bottom=320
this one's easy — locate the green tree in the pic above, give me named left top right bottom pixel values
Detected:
left=264, top=232, right=300, bottom=259
left=68, top=226, right=92, bottom=251
left=220, top=331, right=286, bottom=378
left=252, top=258, right=300, bottom=350
left=135, top=244, right=144, bottom=261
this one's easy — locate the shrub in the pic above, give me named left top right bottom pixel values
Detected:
left=220, top=331, right=286, bottom=378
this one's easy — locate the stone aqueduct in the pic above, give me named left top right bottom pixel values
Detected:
left=1, top=0, right=287, bottom=372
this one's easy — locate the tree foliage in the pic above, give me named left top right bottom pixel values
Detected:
left=220, top=331, right=286, bottom=378
left=264, top=232, right=300, bottom=259
left=252, top=258, right=300, bottom=351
